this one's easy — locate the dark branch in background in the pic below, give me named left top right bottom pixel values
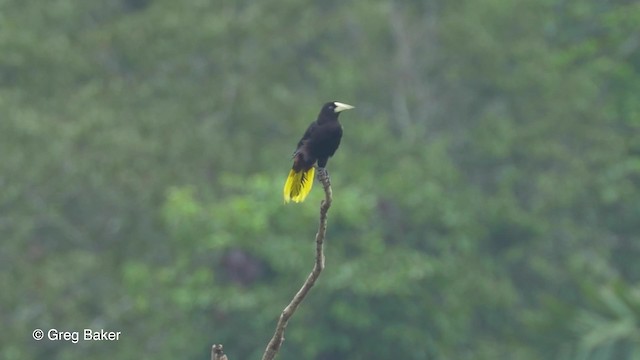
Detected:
left=261, top=167, right=333, bottom=360
left=209, top=168, right=333, bottom=360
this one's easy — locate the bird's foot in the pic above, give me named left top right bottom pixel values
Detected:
left=315, top=167, right=332, bottom=208
left=316, top=167, right=328, bottom=181
left=316, top=167, right=331, bottom=189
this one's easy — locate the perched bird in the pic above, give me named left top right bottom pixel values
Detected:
left=283, top=101, right=354, bottom=203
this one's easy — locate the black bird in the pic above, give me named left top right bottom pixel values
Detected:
left=283, top=101, right=354, bottom=203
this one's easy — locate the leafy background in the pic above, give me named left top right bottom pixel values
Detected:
left=2, top=0, right=640, bottom=359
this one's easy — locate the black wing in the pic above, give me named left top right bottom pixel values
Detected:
left=293, top=121, right=318, bottom=155
left=290, top=121, right=319, bottom=171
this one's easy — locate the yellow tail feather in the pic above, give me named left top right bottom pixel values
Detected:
left=283, top=167, right=315, bottom=203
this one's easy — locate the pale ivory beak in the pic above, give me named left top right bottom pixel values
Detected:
left=334, top=102, right=355, bottom=113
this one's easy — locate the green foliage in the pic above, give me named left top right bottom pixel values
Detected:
left=3, top=0, right=640, bottom=359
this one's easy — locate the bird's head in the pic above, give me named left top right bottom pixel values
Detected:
left=319, top=101, right=354, bottom=121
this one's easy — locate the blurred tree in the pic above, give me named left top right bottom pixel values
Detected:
left=2, top=0, right=639, bottom=359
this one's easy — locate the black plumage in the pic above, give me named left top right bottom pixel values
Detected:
left=283, top=101, right=354, bottom=203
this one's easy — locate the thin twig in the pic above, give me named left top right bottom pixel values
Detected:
left=261, top=167, right=333, bottom=360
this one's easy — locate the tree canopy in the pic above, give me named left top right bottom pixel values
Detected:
left=3, top=0, right=640, bottom=359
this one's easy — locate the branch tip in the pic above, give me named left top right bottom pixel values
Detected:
left=211, top=344, right=228, bottom=360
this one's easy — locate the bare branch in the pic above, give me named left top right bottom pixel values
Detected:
left=261, top=167, right=333, bottom=360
